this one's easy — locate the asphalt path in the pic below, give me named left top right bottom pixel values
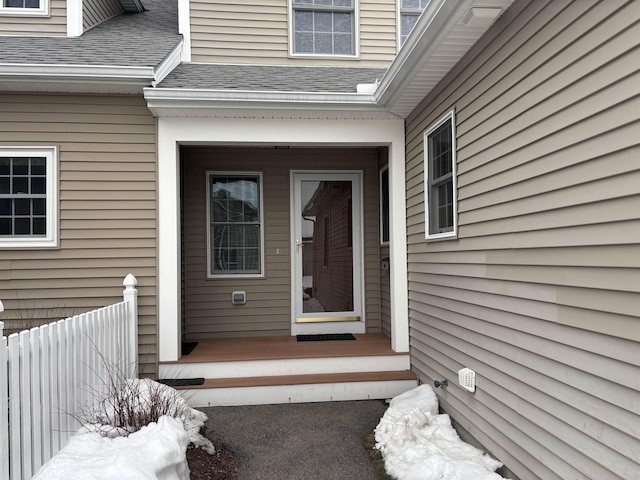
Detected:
left=200, top=400, right=388, bottom=480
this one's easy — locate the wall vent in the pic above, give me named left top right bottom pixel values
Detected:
left=232, top=291, right=246, bottom=305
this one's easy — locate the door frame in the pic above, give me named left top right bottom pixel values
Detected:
left=290, top=170, right=365, bottom=336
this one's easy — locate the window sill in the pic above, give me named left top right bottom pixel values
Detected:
left=425, top=231, right=457, bottom=242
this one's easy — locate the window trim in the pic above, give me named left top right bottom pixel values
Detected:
left=379, top=165, right=389, bottom=245
left=0, top=0, right=49, bottom=17
left=397, top=0, right=428, bottom=47
left=288, top=0, right=360, bottom=58
left=424, top=110, right=457, bottom=240
left=0, top=146, right=58, bottom=249
left=205, top=171, right=265, bottom=279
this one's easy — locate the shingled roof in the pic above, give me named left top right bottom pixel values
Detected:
left=0, top=0, right=180, bottom=67
left=156, top=63, right=387, bottom=94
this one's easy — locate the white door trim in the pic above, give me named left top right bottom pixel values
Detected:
left=290, top=171, right=365, bottom=336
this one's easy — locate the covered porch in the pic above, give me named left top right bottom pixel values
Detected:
left=148, top=101, right=412, bottom=405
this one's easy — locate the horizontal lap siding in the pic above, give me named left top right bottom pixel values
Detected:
left=189, top=0, right=397, bottom=67
left=404, top=1, right=640, bottom=479
left=182, top=147, right=381, bottom=339
left=0, top=94, right=158, bottom=377
left=0, top=0, right=66, bottom=36
left=83, top=0, right=123, bottom=31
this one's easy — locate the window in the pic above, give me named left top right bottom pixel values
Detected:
left=0, top=0, right=48, bottom=15
left=0, top=147, right=57, bottom=248
left=291, top=0, right=356, bottom=56
left=424, top=111, right=457, bottom=239
left=207, top=172, right=264, bottom=277
left=399, top=0, right=429, bottom=45
left=380, top=166, right=389, bottom=244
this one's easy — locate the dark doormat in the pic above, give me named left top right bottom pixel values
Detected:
left=296, top=333, right=356, bottom=342
left=157, top=378, right=205, bottom=387
left=182, top=341, right=198, bottom=355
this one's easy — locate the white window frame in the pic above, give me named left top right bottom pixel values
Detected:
left=424, top=110, right=457, bottom=240
left=206, top=171, right=265, bottom=279
left=288, top=0, right=359, bottom=58
left=379, top=165, right=389, bottom=245
left=397, top=0, right=429, bottom=47
left=0, top=0, right=49, bottom=16
left=0, top=146, right=58, bottom=249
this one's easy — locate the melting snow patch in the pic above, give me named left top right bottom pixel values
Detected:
left=375, top=385, right=509, bottom=480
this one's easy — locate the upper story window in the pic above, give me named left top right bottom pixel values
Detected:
left=0, top=147, right=58, bottom=248
left=0, top=0, right=49, bottom=16
left=207, top=172, right=264, bottom=278
left=291, top=0, right=356, bottom=56
left=399, top=0, right=429, bottom=45
left=424, top=111, right=457, bottom=240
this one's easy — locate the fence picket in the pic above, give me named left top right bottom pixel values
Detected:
left=29, top=327, right=42, bottom=473
left=40, top=324, right=52, bottom=464
left=8, top=335, right=21, bottom=480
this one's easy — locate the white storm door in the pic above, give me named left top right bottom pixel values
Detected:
left=291, top=171, right=364, bottom=335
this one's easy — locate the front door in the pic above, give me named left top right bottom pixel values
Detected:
left=291, top=171, right=364, bottom=335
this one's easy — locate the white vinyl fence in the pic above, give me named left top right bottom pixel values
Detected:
left=0, top=274, right=138, bottom=480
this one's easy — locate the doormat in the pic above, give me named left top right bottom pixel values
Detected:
left=182, top=341, right=198, bottom=356
left=157, top=378, right=205, bottom=387
left=296, top=333, right=356, bottom=342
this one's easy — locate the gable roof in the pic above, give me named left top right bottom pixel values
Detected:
left=0, top=0, right=182, bottom=94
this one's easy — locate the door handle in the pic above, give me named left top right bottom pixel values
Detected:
left=296, top=239, right=303, bottom=254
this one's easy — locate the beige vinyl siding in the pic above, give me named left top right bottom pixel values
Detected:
left=83, top=0, right=123, bottom=31
left=0, top=93, right=158, bottom=377
left=0, top=0, right=66, bottom=36
left=182, top=147, right=382, bottom=339
left=189, top=0, right=397, bottom=67
left=378, top=147, right=391, bottom=337
left=404, top=1, right=640, bottom=479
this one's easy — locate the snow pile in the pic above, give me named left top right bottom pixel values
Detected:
left=34, top=379, right=215, bottom=480
left=375, top=385, right=508, bottom=480
left=33, top=415, right=190, bottom=480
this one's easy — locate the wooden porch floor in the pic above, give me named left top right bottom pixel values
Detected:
left=168, top=333, right=403, bottom=364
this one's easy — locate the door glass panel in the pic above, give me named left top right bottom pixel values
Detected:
left=300, top=180, right=353, bottom=313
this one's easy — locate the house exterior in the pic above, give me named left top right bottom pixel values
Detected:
left=0, top=1, right=638, bottom=479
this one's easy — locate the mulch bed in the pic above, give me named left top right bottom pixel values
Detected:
left=186, top=441, right=239, bottom=480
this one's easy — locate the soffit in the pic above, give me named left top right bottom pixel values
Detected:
left=377, top=0, right=515, bottom=118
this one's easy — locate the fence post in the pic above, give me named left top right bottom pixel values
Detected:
left=0, top=299, right=4, bottom=338
left=123, top=274, right=138, bottom=379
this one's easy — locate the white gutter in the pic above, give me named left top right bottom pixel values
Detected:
left=0, top=40, right=183, bottom=92
left=374, top=0, right=475, bottom=109
left=144, top=87, right=385, bottom=111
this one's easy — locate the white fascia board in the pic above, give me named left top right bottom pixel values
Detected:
left=374, top=0, right=475, bottom=109
left=144, top=87, right=383, bottom=112
left=0, top=63, right=155, bottom=81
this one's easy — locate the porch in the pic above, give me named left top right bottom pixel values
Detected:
left=158, top=333, right=417, bottom=406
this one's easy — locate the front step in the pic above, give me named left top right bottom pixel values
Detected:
left=175, top=370, right=418, bottom=407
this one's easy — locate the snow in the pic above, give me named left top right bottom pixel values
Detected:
left=376, top=385, right=510, bottom=480
left=34, top=379, right=214, bottom=480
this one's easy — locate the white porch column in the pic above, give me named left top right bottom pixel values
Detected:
left=157, top=129, right=181, bottom=362
left=388, top=142, right=409, bottom=352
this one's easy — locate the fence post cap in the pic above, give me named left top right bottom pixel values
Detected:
left=0, top=299, right=3, bottom=313
left=123, top=273, right=138, bottom=288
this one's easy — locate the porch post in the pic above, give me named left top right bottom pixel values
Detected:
left=157, top=123, right=182, bottom=362
left=389, top=139, right=410, bottom=352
